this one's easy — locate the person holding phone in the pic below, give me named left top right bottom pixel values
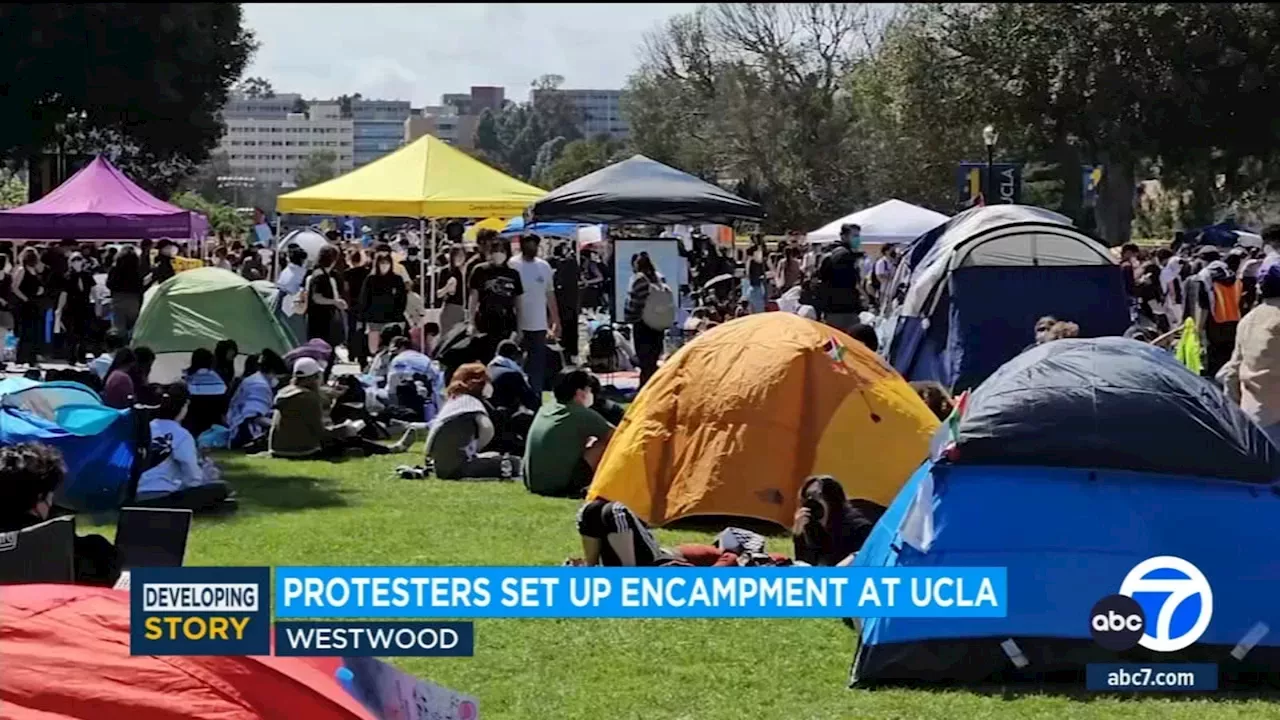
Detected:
left=791, top=475, right=886, bottom=566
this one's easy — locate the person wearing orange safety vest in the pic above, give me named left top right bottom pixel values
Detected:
left=1193, top=256, right=1243, bottom=379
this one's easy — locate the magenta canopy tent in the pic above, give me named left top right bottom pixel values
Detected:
left=0, top=155, right=208, bottom=242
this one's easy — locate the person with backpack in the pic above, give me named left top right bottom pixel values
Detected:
left=624, top=251, right=674, bottom=388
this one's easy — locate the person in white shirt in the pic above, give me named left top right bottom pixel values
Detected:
left=508, top=234, right=560, bottom=398
left=275, top=246, right=309, bottom=342
left=135, top=383, right=235, bottom=513
left=872, top=244, right=898, bottom=305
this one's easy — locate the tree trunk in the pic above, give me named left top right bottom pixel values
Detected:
left=1053, top=142, right=1084, bottom=226
left=1093, top=156, right=1136, bottom=246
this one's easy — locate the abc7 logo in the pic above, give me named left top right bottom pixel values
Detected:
left=1089, top=595, right=1146, bottom=651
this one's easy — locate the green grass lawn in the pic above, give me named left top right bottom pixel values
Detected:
left=89, top=450, right=1280, bottom=720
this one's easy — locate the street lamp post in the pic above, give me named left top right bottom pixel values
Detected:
left=982, top=125, right=999, bottom=204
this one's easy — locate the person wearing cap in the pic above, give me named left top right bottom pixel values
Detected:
left=54, top=250, right=95, bottom=365
left=269, top=356, right=416, bottom=459
left=148, top=239, right=178, bottom=288
left=1219, top=260, right=1280, bottom=447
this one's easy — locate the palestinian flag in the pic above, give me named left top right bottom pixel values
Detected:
left=947, top=390, right=970, bottom=442
left=823, top=336, right=846, bottom=364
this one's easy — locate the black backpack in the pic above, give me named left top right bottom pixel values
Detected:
left=588, top=324, right=619, bottom=372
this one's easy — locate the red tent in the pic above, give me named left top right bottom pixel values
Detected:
left=0, top=584, right=375, bottom=720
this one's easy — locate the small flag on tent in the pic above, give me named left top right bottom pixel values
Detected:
left=823, top=336, right=846, bottom=364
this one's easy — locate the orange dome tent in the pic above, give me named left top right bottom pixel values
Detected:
left=0, top=584, right=376, bottom=720
left=588, top=313, right=940, bottom=527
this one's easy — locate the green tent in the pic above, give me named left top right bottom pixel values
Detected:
left=133, top=267, right=298, bottom=357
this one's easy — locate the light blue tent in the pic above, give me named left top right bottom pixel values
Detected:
left=0, top=381, right=136, bottom=511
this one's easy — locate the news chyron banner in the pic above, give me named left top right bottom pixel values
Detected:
left=132, top=566, right=1008, bottom=656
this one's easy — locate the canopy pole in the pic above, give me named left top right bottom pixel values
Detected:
left=426, top=218, right=436, bottom=309
left=273, top=216, right=283, bottom=279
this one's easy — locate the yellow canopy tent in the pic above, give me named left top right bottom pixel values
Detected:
left=275, top=135, right=545, bottom=218
left=274, top=135, right=545, bottom=306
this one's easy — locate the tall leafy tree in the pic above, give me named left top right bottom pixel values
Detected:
left=294, top=150, right=340, bottom=188
left=0, top=4, right=256, bottom=196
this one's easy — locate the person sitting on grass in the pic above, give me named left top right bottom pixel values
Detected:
left=586, top=373, right=626, bottom=426
left=792, top=475, right=886, bottom=567
left=226, top=349, right=288, bottom=451
left=523, top=367, right=615, bottom=498
left=135, top=383, right=236, bottom=513
left=0, top=442, right=120, bottom=586
left=183, top=347, right=230, bottom=438
left=423, top=363, right=520, bottom=480
left=269, top=357, right=416, bottom=460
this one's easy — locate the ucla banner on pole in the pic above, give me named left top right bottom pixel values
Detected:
left=275, top=567, right=1007, bottom=619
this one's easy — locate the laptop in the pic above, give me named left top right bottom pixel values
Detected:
left=114, top=507, right=193, bottom=569
left=0, top=515, right=76, bottom=584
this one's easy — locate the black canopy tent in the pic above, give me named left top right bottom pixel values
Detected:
left=525, top=155, right=764, bottom=225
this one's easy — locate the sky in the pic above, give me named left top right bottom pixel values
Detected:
left=241, top=3, right=701, bottom=106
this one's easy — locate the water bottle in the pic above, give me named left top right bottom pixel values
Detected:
left=500, top=454, right=513, bottom=480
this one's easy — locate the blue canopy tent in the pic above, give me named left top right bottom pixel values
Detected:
left=0, top=381, right=138, bottom=512
left=500, top=216, right=588, bottom=238
left=881, top=205, right=1130, bottom=392
left=853, top=338, right=1280, bottom=685
left=1187, top=219, right=1263, bottom=248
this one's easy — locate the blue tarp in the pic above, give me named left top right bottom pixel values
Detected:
left=501, top=216, right=587, bottom=238
left=852, top=461, right=1280, bottom=682
left=954, top=337, right=1280, bottom=483
left=0, top=406, right=134, bottom=512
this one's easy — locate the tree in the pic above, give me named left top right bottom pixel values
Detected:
left=294, top=150, right=339, bottom=188
left=0, top=171, right=27, bottom=209
left=237, top=76, right=275, bottom=99
left=170, top=190, right=248, bottom=237
left=178, top=151, right=235, bottom=204
left=468, top=77, right=585, bottom=180
left=530, top=137, right=569, bottom=187
left=539, top=136, right=627, bottom=189
left=292, top=97, right=310, bottom=114
left=624, top=4, right=881, bottom=231
left=0, top=5, right=255, bottom=191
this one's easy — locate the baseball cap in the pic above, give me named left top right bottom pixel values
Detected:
left=293, top=357, right=323, bottom=378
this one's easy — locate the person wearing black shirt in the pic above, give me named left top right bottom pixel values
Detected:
left=816, top=223, right=865, bottom=334
left=792, top=475, right=885, bottom=567
left=306, top=245, right=347, bottom=346
left=746, top=242, right=767, bottom=313
left=55, top=252, right=96, bottom=365
left=0, top=442, right=120, bottom=586
left=343, top=250, right=372, bottom=368
left=403, top=245, right=423, bottom=286
left=467, top=229, right=523, bottom=364
left=552, top=242, right=581, bottom=359
left=150, top=239, right=177, bottom=288
left=107, top=247, right=145, bottom=336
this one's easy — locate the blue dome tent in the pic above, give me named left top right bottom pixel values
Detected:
left=0, top=381, right=138, bottom=512
left=882, top=205, right=1131, bottom=392
left=852, top=338, right=1280, bottom=685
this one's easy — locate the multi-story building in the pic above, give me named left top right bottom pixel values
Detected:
left=532, top=88, right=629, bottom=141
left=404, top=87, right=504, bottom=149
left=351, top=98, right=412, bottom=166
left=218, top=94, right=354, bottom=184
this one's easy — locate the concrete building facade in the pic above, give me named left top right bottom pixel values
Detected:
left=218, top=93, right=354, bottom=185
left=532, top=88, right=629, bottom=140
left=351, top=98, right=412, bottom=166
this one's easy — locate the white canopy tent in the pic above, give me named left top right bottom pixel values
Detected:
left=806, top=199, right=949, bottom=246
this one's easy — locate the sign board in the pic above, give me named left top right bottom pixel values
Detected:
left=341, top=656, right=478, bottom=720
left=1082, top=165, right=1103, bottom=207
left=957, top=162, right=1022, bottom=205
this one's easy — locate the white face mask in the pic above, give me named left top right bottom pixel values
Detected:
left=490, top=251, right=507, bottom=264
left=70, top=260, right=83, bottom=271
left=482, top=384, right=494, bottom=399
left=581, top=390, right=595, bottom=408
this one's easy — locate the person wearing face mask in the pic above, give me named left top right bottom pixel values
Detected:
left=509, top=233, right=560, bottom=397
left=466, top=229, right=524, bottom=364
left=148, top=239, right=178, bottom=288
left=0, top=443, right=121, bottom=586
left=815, top=223, right=865, bottom=334
left=54, top=251, right=95, bottom=364
left=226, top=349, right=288, bottom=451
left=523, top=367, right=615, bottom=498
left=437, top=246, right=468, bottom=338
left=359, top=251, right=408, bottom=356
left=424, top=362, right=521, bottom=481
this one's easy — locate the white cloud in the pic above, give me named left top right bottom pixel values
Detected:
left=240, top=3, right=698, bottom=105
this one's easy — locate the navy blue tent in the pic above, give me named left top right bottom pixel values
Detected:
left=882, top=205, right=1131, bottom=392
left=852, top=339, right=1280, bottom=685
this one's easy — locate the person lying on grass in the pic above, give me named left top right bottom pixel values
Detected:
left=269, top=357, right=417, bottom=460
left=571, top=498, right=790, bottom=568
left=523, top=367, right=615, bottom=498
left=423, top=362, right=521, bottom=480
left=792, top=475, right=885, bottom=567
